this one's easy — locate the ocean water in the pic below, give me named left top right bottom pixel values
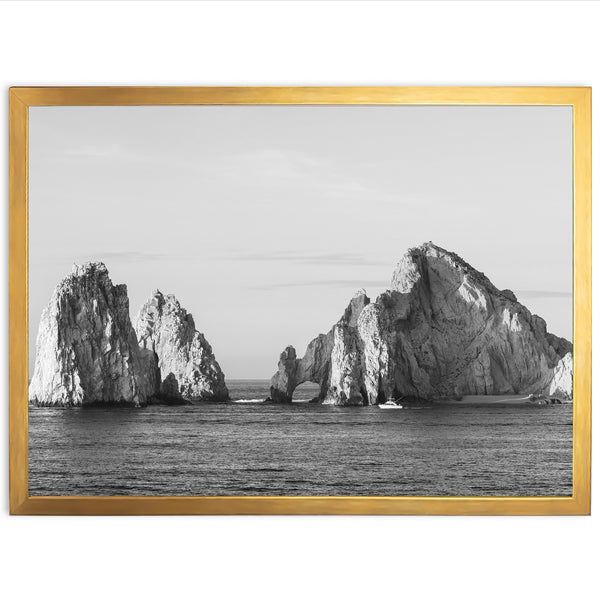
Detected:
left=28, top=380, right=573, bottom=497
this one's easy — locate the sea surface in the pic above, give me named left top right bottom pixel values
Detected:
left=28, top=380, right=573, bottom=496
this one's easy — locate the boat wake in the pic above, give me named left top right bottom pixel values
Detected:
left=233, top=399, right=266, bottom=404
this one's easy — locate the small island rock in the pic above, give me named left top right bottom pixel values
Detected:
left=135, top=291, right=229, bottom=402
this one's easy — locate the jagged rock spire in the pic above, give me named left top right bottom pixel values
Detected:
left=29, top=262, right=160, bottom=407
left=135, top=290, right=229, bottom=402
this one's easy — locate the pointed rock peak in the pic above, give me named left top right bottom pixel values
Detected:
left=56, top=261, right=115, bottom=299
left=414, top=240, right=445, bottom=254
left=280, top=345, right=297, bottom=360
left=392, top=242, right=496, bottom=294
left=135, top=292, right=229, bottom=402
left=71, top=261, right=108, bottom=277
left=408, top=241, right=469, bottom=266
left=145, top=289, right=165, bottom=307
left=163, top=293, right=183, bottom=308
left=63, top=262, right=110, bottom=289
left=137, top=291, right=191, bottom=336
left=142, top=290, right=187, bottom=318
left=342, top=290, right=370, bottom=326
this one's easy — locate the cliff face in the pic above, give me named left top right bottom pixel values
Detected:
left=270, top=242, right=573, bottom=405
left=135, top=291, right=229, bottom=402
left=29, top=263, right=160, bottom=407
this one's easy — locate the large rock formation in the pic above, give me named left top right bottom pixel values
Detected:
left=29, top=263, right=160, bottom=407
left=270, top=242, right=573, bottom=405
left=135, top=291, right=229, bottom=402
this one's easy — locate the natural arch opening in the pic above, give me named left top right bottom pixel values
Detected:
left=292, top=381, right=321, bottom=403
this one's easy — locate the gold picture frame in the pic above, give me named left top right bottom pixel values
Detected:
left=9, top=86, right=591, bottom=515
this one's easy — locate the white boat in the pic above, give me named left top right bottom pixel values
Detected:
left=379, top=400, right=403, bottom=409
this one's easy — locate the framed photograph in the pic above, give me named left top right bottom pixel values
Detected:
left=9, top=87, right=591, bottom=515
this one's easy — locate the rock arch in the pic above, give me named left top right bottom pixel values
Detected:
left=269, top=291, right=370, bottom=405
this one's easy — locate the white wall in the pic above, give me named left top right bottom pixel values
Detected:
left=0, top=2, right=597, bottom=599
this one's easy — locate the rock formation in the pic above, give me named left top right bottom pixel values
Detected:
left=270, top=242, right=573, bottom=405
left=270, top=290, right=369, bottom=405
left=29, top=263, right=160, bottom=407
left=547, top=352, right=573, bottom=402
left=135, top=291, right=229, bottom=402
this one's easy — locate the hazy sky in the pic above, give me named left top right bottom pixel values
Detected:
left=29, top=105, right=573, bottom=379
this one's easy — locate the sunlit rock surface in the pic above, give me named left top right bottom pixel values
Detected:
left=29, top=263, right=160, bottom=407
left=548, top=352, right=573, bottom=401
left=270, top=242, right=573, bottom=405
left=135, top=291, right=229, bottom=402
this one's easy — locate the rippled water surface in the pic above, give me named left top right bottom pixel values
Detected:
left=29, top=380, right=573, bottom=496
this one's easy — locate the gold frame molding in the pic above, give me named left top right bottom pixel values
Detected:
left=9, top=86, right=591, bottom=515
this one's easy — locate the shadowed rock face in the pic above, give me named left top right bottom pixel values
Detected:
left=270, top=243, right=573, bottom=405
left=28, top=263, right=160, bottom=407
left=135, top=291, right=229, bottom=402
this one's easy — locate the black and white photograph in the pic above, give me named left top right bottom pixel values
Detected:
left=26, top=104, right=574, bottom=497
left=4, top=2, right=599, bottom=600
